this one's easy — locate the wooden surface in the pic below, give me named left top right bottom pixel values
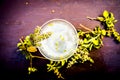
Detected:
left=0, top=0, right=120, bottom=80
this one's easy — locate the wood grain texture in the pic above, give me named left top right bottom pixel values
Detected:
left=0, top=0, right=120, bottom=79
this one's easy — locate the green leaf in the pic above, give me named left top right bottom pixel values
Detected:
left=106, top=32, right=111, bottom=37
left=103, top=10, right=109, bottom=18
left=89, top=58, right=94, bottom=63
left=106, top=20, right=114, bottom=28
left=97, top=17, right=104, bottom=21
left=28, top=67, right=37, bottom=74
left=82, top=44, right=90, bottom=48
left=85, top=34, right=91, bottom=39
left=116, top=36, right=120, bottom=42
left=61, top=60, right=65, bottom=66
left=94, top=45, right=101, bottom=49
left=109, top=12, right=114, bottom=20
left=113, top=31, right=119, bottom=37
left=92, top=39, right=99, bottom=45
left=77, top=30, right=84, bottom=36
left=83, top=38, right=88, bottom=43
left=89, top=44, right=93, bottom=51
left=17, top=43, right=22, bottom=47
left=101, top=30, right=106, bottom=36
left=22, top=51, right=30, bottom=59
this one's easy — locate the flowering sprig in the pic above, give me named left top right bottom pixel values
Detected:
left=17, top=26, right=52, bottom=74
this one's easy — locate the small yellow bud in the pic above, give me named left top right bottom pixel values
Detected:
left=27, top=46, right=37, bottom=52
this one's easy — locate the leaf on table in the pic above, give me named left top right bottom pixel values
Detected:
left=101, top=30, right=106, bottom=36
left=103, top=10, right=109, bottom=18
left=92, top=39, right=99, bottom=45
left=97, top=17, right=104, bottom=21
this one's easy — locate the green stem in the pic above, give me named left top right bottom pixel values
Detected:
left=106, top=30, right=113, bottom=33
left=32, top=55, right=47, bottom=60
left=19, top=39, right=24, bottom=45
left=30, top=56, right=32, bottom=67
left=88, top=34, right=101, bottom=43
left=29, top=53, right=33, bottom=67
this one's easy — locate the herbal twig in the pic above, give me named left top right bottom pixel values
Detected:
left=79, top=24, right=92, bottom=31
left=32, top=55, right=47, bottom=60
left=29, top=53, right=33, bottom=67
left=89, top=34, right=100, bottom=42
left=19, top=38, right=24, bottom=44
left=87, top=16, right=96, bottom=20
left=30, top=56, right=32, bottom=67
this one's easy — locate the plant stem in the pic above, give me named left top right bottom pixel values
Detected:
left=30, top=56, right=32, bottom=67
left=29, top=53, right=33, bottom=67
left=106, top=30, right=113, bottom=32
left=19, top=38, right=24, bottom=44
left=87, top=16, right=97, bottom=20
left=88, top=34, right=100, bottom=42
left=32, top=55, right=48, bottom=60
left=79, top=24, right=92, bottom=31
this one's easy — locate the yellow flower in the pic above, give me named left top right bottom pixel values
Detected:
left=27, top=46, right=37, bottom=52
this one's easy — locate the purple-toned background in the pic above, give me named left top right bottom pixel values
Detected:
left=0, top=0, right=120, bottom=80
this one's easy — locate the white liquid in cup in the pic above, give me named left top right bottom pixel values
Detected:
left=37, top=19, right=78, bottom=61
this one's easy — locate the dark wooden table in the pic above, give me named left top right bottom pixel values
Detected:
left=0, top=0, right=120, bottom=80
